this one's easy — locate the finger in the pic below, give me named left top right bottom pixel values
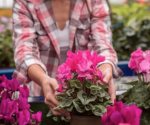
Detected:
left=51, top=108, right=62, bottom=116
left=103, top=73, right=112, bottom=84
left=45, top=98, right=56, bottom=108
left=98, top=64, right=112, bottom=84
left=48, top=105, right=69, bottom=116
left=45, top=92, right=59, bottom=107
left=49, top=78, right=59, bottom=91
left=108, top=79, right=116, bottom=103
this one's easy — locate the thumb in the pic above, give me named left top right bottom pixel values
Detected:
left=44, top=91, right=58, bottom=107
left=103, top=73, right=112, bottom=84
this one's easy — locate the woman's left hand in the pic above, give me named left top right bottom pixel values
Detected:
left=98, top=63, right=116, bottom=103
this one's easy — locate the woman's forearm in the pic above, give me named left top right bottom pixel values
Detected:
left=27, top=64, right=48, bottom=86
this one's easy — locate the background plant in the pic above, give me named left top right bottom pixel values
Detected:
left=0, top=16, right=14, bottom=68
left=111, top=3, right=150, bottom=60
left=118, top=49, right=150, bottom=125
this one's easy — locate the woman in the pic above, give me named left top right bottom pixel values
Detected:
left=13, top=0, right=119, bottom=115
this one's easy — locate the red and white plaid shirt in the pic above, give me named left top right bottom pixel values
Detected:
left=13, top=0, right=118, bottom=85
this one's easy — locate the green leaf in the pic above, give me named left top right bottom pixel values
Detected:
left=77, top=90, right=87, bottom=105
left=69, top=79, right=82, bottom=89
left=59, top=98, right=73, bottom=108
left=73, top=99, right=85, bottom=113
left=66, top=88, right=75, bottom=96
left=91, top=105, right=106, bottom=116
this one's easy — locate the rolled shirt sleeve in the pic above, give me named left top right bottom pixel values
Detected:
left=13, top=0, right=47, bottom=83
left=90, top=0, right=119, bottom=77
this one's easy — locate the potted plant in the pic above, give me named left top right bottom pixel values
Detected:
left=56, top=50, right=112, bottom=125
left=0, top=75, right=42, bottom=125
left=118, top=48, right=150, bottom=125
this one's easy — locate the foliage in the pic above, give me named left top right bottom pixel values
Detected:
left=111, top=3, right=150, bottom=60
left=56, top=50, right=111, bottom=117
left=0, top=75, right=42, bottom=125
left=119, top=81, right=150, bottom=109
left=0, top=16, right=14, bottom=68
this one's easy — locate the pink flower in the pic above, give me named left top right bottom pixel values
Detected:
left=32, top=111, right=42, bottom=123
left=144, top=50, right=150, bottom=62
left=65, top=51, right=80, bottom=71
left=57, top=83, right=63, bottom=92
left=0, top=75, right=42, bottom=124
left=18, top=109, right=30, bottom=125
left=101, top=101, right=142, bottom=125
left=57, top=50, right=105, bottom=85
left=92, top=67, right=103, bottom=82
left=19, top=85, right=29, bottom=98
left=57, top=63, right=72, bottom=82
left=139, top=60, right=150, bottom=73
left=1, top=78, right=20, bottom=91
left=0, top=99, right=18, bottom=121
left=18, top=97, right=30, bottom=110
left=88, top=51, right=105, bottom=66
left=76, top=59, right=93, bottom=79
left=128, top=48, right=144, bottom=73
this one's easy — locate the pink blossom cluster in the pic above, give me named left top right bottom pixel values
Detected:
left=101, top=101, right=142, bottom=125
left=128, top=48, right=150, bottom=82
left=57, top=50, right=105, bottom=90
left=0, top=75, right=42, bottom=125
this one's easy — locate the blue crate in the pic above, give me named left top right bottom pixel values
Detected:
left=117, top=61, right=135, bottom=76
left=0, top=68, right=15, bottom=79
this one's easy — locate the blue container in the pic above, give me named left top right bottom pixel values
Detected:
left=117, top=61, right=135, bottom=76
left=0, top=68, right=15, bottom=79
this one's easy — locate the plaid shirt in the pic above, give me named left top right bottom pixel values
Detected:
left=13, top=0, right=118, bottom=84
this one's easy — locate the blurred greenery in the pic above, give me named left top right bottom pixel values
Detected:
left=118, top=80, right=150, bottom=125
left=0, top=29, right=14, bottom=68
left=112, top=3, right=150, bottom=60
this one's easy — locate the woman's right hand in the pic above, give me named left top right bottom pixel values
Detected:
left=41, top=76, right=62, bottom=115
left=41, top=76, right=70, bottom=117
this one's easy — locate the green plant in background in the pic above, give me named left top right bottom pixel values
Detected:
left=0, top=16, right=14, bottom=68
left=111, top=3, right=150, bottom=60
left=0, top=30, right=14, bottom=68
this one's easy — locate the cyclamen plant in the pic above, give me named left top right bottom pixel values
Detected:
left=118, top=49, right=150, bottom=124
left=56, top=50, right=111, bottom=116
left=0, top=75, right=42, bottom=125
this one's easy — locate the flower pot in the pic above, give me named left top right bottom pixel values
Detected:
left=70, top=115, right=101, bottom=125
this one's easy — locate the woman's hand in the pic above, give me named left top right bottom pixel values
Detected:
left=41, top=76, right=60, bottom=115
left=98, top=63, right=116, bottom=103
left=28, top=64, right=68, bottom=116
left=41, top=76, right=69, bottom=116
